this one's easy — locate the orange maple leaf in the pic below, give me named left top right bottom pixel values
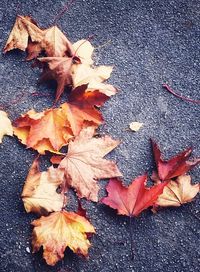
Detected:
left=13, top=86, right=108, bottom=153
left=62, top=84, right=109, bottom=135
left=13, top=108, right=73, bottom=154
left=58, top=126, right=122, bottom=201
left=32, top=211, right=95, bottom=266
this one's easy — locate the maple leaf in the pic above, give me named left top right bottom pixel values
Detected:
left=38, top=55, right=80, bottom=102
left=0, top=110, right=13, bottom=143
left=101, top=176, right=168, bottom=217
left=72, top=63, right=116, bottom=96
left=73, top=39, right=94, bottom=65
left=22, top=159, right=66, bottom=214
left=4, top=15, right=75, bottom=59
left=62, top=84, right=109, bottom=135
left=14, top=86, right=108, bottom=153
left=3, top=15, right=42, bottom=53
left=154, top=175, right=199, bottom=208
left=13, top=108, right=73, bottom=154
left=151, top=140, right=200, bottom=181
left=32, top=211, right=95, bottom=266
left=58, top=126, right=122, bottom=201
left=72, top=39, right=116, bottom=96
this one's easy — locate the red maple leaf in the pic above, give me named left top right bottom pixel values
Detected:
left=151, top=140, right=200, bottom=181
left=101, top=175, right=167, bottom=217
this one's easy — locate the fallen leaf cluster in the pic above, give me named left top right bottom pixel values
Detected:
left=1, top=14, right=199, bottom=267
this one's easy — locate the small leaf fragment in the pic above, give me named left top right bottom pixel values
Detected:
left=32, top=211, right=95, bottom=266
left=0, top=110, right=13, bottom=143
left=129, top=122, right=143, bottom=132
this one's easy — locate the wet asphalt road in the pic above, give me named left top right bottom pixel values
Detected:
left=0, top=0, right=200, bottom=271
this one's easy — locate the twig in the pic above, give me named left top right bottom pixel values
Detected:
left=163, top=84, right=200, bottom=105
left=94, top=39, right=112, bottom=50
left=53, top=0, right=75, bottom=25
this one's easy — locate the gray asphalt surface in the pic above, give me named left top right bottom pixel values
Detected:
left=0, top=0, right=200, bottom=271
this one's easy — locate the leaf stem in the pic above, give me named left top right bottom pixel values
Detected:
left=129, top=216, right=134, bottom=259
left=163, top=84, right=200, bottom=105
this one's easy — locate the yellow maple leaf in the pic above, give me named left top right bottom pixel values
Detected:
left=32, top=211, right=95, bottom=266
left=155, top=175, right=199, bottom=207
left=0, top=110, right=13, bottom=143
left=22, top=159, right=66, bottom=214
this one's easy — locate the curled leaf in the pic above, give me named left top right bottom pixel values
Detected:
left=151, top=140, right=200, bottom=181
left=4, top=15, right=74, bottom=59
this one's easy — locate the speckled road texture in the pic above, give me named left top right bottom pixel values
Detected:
left=0, top=0, right=199, bottom=272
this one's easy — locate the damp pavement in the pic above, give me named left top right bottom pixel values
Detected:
left=0, top=0, right=200, bottom=271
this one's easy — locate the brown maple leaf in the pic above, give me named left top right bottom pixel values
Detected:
left=151, top=140, right=200, bottom=181
left=38, top=55, right=80, bottom=102
left=58, top=126, right=122, bottom=201
left=22, top=159, right=66, bottom=214
left=4, top=15, right=42, bottom=53
left=13, top=108, right=73, bottom=154
left=101, top=176, right=168, bottom=217
left=154, top=175, right=199, bottom=208
left=4, top=15, right=75, bottom=59
left=32, top=211, right=95, bottom=266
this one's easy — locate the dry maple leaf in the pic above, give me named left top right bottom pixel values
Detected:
left=154, top=175, right=199, bottom=208
left=3, top=15, right=42, bottom=53
left=4, top=15, right=75, bottom=59
left=151, top=140, right=200, bottom=181
left=22, top=159, right=66, bottom=214
left=61, top=84, right=109, bottom=135
left=58, top=126, right=122, bottom=201
left=72, top=64, right=116, bottom=96
left=38, top=55, right=80, bottom=102
left=129, top=122, right=143, bottom=132
left=14, top=86, right=108, bottom=153
left=13, top=108, right=73, bottom=154
left=32, top=211, right=95, bottom=266
left=72, top=39, right=116, bottom=96
left=101, top=176, right=168, bottom=217
left=0, top=110, right=13, bottom=143
left=73, top=39, right=94, bottom=65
